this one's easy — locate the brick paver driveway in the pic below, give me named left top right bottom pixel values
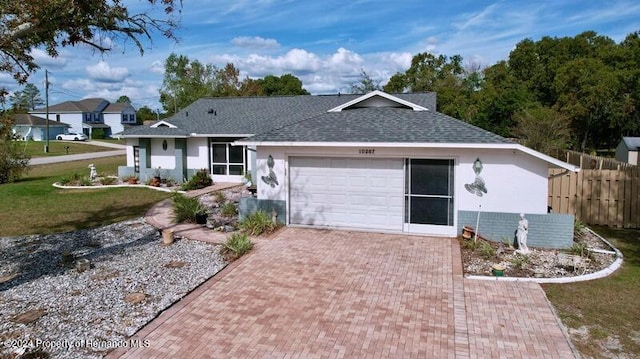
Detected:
left=111, top=228, right=575, bottom=358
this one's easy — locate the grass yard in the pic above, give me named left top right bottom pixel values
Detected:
left=21, top=140, right=115, bottom=158
left=0, top=156, right=171, bottom=237
left=543, top=226, right=640, bottom=358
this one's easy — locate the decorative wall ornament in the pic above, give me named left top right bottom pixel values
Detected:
left=261, top=155, right=279, bottom=188
left=464, top=158, right=488, bottom=197
left=162, top=140, right=168, bottom=151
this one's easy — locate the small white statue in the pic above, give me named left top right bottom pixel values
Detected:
left=515, top=213, right=530, bottom=254
left=88, top=164, right=97, bottom=182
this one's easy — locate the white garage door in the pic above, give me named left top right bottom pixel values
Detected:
left=289, top=157, right=404, bottom=231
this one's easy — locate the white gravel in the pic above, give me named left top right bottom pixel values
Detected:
left=0, top=218, right=227, bottom=358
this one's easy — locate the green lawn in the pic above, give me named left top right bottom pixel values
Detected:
left=22, top=140, right=115, bottom=158
left=0, top=156, right=172, bottom=237
left=543, top=226, right=640, bottom=358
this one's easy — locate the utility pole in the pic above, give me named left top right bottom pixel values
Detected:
left=44, top=69, right=49, bottom=153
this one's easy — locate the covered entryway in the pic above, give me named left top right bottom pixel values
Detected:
left=289, top=157, right=404, bottom=231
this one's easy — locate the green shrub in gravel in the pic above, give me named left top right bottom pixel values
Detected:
left=223, top=232, right=254, bottom=260
left=181, top=169, right=212, bottom=191
left=238, top=210, right=279, bottom=236
left=221, top=202, right=237, bottom=217
left=171, top=193, right=208, bottom=223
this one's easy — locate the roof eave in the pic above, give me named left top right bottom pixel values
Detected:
left=233, top=140, right=579, bottom=172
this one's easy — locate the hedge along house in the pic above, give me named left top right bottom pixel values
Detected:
left=120, top=91, right=579, bottom=248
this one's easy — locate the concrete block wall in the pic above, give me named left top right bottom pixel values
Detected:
left=457, top=210, right=574, bottom=249
left=239, top=198, right=287, bottom=224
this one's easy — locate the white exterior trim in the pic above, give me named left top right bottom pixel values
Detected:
left=236, top=140, right=580, bottom=172
left=328, top=90, right=429, bottom=112
left=150, top=120, right=178, bottom=128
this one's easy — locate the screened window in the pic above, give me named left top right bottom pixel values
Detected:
left=405, top=159, right=454, bottom=226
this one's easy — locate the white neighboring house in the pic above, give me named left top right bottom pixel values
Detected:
left=120, top=91, right=580, bottom=248
left=11, top=114, right=70, bottom=141
left=615, top=137, right=640, bottom=165
left=30, top=98, right=137, bottom=139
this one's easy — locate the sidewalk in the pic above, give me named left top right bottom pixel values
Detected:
left=144, top=183, right=241, bottom=244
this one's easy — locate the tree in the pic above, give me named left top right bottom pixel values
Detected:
left=0, top=0, right=181, bottom=84
left=472, top=61, right=532, bottom=136
left=554, top=58, right=621, bottom=151
left=136, top=105, right=158, bottom=124
left=159, top=53, right=218, bottom=115
left=348, top=69, right=381, bottom=94
left=9, top=83, right=43, bottom=111
left=0, top=114, right=29, bottom=183
left=514, top=105, right=571, bottom=155
left=116, top=95, right=131, bottom=103
left=257, top=74, right=309, bottom=96
left=214, top=63, right=241, bottom=97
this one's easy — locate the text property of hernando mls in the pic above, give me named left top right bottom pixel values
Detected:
left=3, top=338, right=150, bottom=350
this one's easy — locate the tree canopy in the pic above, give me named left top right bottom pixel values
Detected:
left=159, top=53, right=309, bottom=115
left=0, top=0, right=181, bottom=85
left=9, top=83, right=43, bottom=111
left=387, top=30, right=640, bottom=152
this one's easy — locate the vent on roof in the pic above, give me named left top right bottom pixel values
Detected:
left=185, top=111, right=188, bottom=117
left=208, top=109, right=217, bottom=115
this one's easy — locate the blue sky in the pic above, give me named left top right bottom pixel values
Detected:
left=4, top=0, right=640, bottom=111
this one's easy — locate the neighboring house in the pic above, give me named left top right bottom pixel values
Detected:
left=10, top=113, right=70, bottom=141
left=120, top=91, right=579, bottom=248
left=615, top=137, right=640, bottom=165
left=30, top=98, right=137, bottom=139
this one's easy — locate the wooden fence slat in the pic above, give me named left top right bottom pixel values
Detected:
left=549, top=167, right=640, bottom=228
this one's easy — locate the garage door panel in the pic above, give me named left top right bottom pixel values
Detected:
left=289, top=157, right=403, bottom=231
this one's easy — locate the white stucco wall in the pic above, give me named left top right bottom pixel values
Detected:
left=150, top=138, right=176, bottom=169
left=255, top=146, right=551, bottom=216
left=187, top=138, right=210, bottom=169
left=125, top=138, right=139, bottom=167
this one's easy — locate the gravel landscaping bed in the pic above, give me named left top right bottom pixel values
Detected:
left=0, top=218, right=227, bottom=359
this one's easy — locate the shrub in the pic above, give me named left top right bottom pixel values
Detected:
left=221, top=202, right=237, bottom=217
left=181, top=169, right=213, bottom=191
left=171, top=193, right=208, bottom=223
left=574, top=220, right=586, bottom=235
left=91, top=128, right=106, bottom=139
left=568, top=242, right=592, bottom=259
left=461, top=238, right=479, bottom=251
left=59, top=172, right=91, bottom=186
left=222, top=232, right=253, bottom=260
left=479, top=241, right=496, bottom=259
left=100, top=177, right=117, bottom=185
left=0, top=118, right=30, bottom=184
left=214, top=190, right=227, bottom=203
left=239, top=210, right=278, bottom=236
left=510, top=254, right=529, bottom=270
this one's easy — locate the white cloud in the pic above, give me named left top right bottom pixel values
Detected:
left=30, top=48, right=68, bottom=69
left=232, top=36, right=280, bottom=49
left=150, top=60, right=164, bottom=74
left=86, top=61, right=129, bottom=83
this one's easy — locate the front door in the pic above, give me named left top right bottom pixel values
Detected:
left=404, top=159, right=455, bottom=235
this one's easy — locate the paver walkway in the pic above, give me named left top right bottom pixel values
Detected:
left=109, top=228, right=575, bottom=358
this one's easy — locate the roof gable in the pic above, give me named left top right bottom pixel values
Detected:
left=622, top=137, right=640, bottom=150
left=150, top=120, right=178, bottom=129
left=328, top=90, right=429, bottom=112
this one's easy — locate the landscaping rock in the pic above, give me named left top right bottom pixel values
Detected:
left=0, top=218, right=227, bottom=359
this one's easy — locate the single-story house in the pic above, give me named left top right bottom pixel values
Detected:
left=30, top=98, right=138, bottom=138
left=10, top=113, right=70, bottom=141
left=615, top=137, right=640, bottom=165
left=120, top=91, right=579, bottom=248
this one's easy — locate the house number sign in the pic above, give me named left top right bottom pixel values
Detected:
left=358, top=148, right=375, bottom=155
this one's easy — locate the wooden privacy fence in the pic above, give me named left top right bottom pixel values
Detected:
left=548, top=168, right=640, bottom=228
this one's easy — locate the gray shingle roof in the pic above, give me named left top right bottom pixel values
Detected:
left=12, top=114, right=70, bottom=127
left=122, top=93, right=437, bottom=138
left=246, top=107, right=511, bottom=144
left=622, top=137, right=640, bottom=150
left=33, top=98, right=110, bottom=113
